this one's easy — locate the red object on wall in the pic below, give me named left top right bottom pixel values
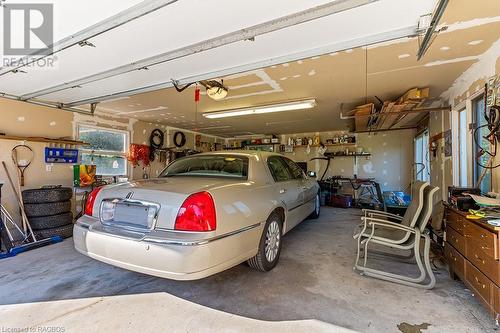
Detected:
left=194, top=88, right=200, bottom=102
left=127, top=144, right=150, bottom=166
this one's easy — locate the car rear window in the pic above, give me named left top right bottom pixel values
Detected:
left=159, top=155, right=249, bottom=179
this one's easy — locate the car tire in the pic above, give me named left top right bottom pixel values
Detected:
left=22, top=187, right=72, bottom=204
left=24, top=201, right=71, bottom=218
left=33, top=223, right=73, bottom=240
left=247, top=212, right=283, bottom=272
left=29, top=212, right=73, bottom=230
left=309, top=193, right=321, bottom=219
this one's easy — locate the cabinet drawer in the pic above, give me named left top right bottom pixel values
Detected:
left=447, top=227, right=466, bottom=256
left=467, top=242, right=500, bottom=285
left=465, top=222, right=498, bottom=260
left=447, top=211, right=467, bottom=235
left=445, top=243, right=465, bottom=280
left=465, top=261, right=493, bottom=306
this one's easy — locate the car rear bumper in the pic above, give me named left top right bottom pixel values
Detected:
left=73, top=216, right=262, bottom=280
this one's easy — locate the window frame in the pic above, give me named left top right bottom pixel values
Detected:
left=451, top=90, right=482, bottom=187
left=77, top=123, right=130, bottom=177
left=414, top=129, right=430, bottom=182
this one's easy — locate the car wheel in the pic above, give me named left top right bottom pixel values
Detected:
left=247, top=212, right=283, bottom=272
left=309, top=193, right=321, bottom=219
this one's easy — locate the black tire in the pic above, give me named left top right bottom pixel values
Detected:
left=22, top=187, right=72, bottom=204
left=247, top=212, right=283, bottom=272
left=24, top=201, right=71, bottom=218
left=309, top=193, right=321, bottom=219
left=33, top=223, right=73, bottom=240
left=29, top=212, right=73, bottom=230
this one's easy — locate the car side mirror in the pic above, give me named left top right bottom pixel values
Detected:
left=307, top=171, right=317, bottom=178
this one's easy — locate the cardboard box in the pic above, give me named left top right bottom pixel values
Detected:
left=73, top=165, right=96, bottom=187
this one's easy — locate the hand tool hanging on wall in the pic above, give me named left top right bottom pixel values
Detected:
left=11, top=144, right=33, bottom=186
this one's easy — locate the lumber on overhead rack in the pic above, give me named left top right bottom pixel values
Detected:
left=351, top=103, right=374, bottom=131
left=350, top=87, right=450, bottom=133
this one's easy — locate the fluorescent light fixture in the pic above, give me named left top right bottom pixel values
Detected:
left=202, top=99, right=317, bottom=119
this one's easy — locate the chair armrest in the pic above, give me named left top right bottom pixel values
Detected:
left=362, top=217, right=416, bottom=233
left=362, top=209, right=403, bottom=220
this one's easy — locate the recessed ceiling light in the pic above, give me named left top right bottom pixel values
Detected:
left=202, top=99, right=317, bottom=119
left=440, top=46, right=450, bottom=51
left=468, top=40, right=483, bottom=46
left=398, top=53, right=410, bottom=59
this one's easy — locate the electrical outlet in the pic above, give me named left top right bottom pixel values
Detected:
left=46, top=164, right=53, bottom=172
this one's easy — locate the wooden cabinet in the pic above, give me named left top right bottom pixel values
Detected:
left=445, top=206, right=500, bottom=323
left=445, top=243, right=465, bottom=280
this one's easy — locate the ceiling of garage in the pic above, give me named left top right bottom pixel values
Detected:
left=0, top=0, right=499, bottom=137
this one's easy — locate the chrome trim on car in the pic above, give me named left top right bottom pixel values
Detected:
left=76, top=221, right=90, bottom=229
left=143, top=222, right=263, bottom=246
left=288, top=196, right=316, bottom=212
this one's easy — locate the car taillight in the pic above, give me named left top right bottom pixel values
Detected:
left=85, top=187, right=103, bottom=217
left=175, top=192, right=216, bottom=232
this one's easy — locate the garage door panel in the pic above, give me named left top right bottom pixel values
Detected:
left=0, top=0, right=437, bottom=104
left=0, top=0, right=334, bottom=96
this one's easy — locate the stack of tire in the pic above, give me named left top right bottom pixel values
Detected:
left=22, top=187, right=74, bottom=239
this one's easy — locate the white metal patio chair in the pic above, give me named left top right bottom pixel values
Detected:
left=353, top=185, right=439, bottom=289
left=353, top=181, right=429, bottom=243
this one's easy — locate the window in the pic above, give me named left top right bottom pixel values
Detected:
left=159, top=155, right=248, bottom=179
left=458, top=108, right=469, bottom=186
left=267, top=157, right=292, bottom=182
left=282, top=157, right=305, bottom=180
left=78, top=125, right=129, bottom=176
left=472, top=95, right=491, bottom=193
left=414, top=130, right=430, bottom=182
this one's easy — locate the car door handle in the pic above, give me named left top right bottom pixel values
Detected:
left=279, top=189, right=287, bottom=194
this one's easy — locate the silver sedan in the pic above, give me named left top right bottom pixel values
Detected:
left=74, top=151, right=320, bottom=280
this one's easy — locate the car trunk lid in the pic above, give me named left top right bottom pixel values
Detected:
left=95, top=177, right=244, bottom=230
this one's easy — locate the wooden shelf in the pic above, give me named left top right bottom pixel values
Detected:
left=324, top=153, right=371, bottom=158
left=0, top=135, right=89, bottom=146
left=293, top=143, right=356, bottom=148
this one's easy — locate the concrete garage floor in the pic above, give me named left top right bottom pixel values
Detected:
left=0, top=207, right=495, bottom=332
